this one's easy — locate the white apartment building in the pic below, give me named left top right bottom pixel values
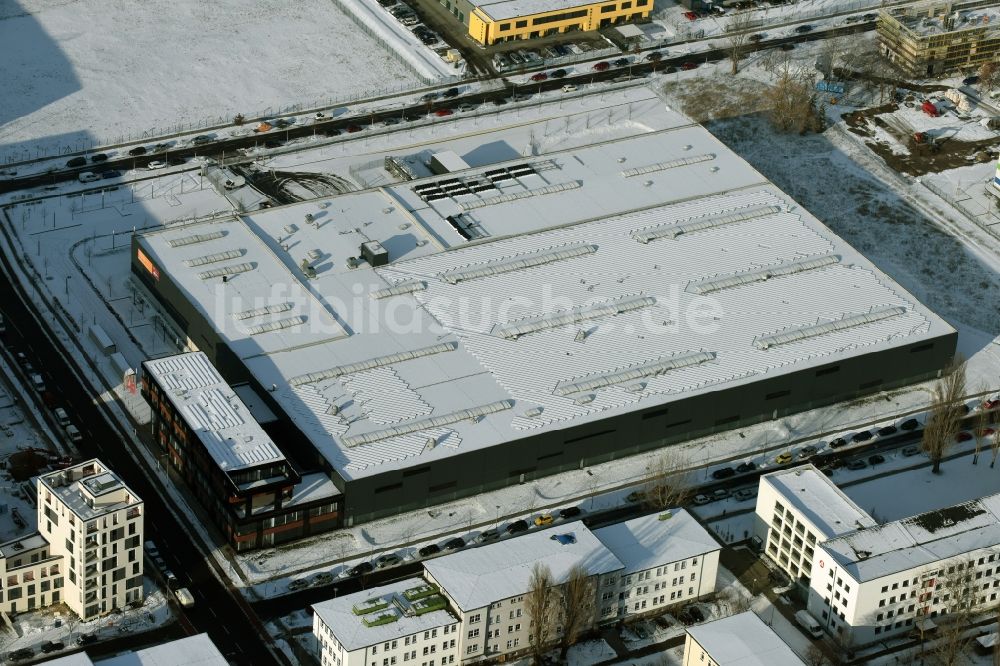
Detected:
left=807, top=494, right=1000, bottom=645
left=39, top=632, right=227, bottom=665
left=754, top=465, right=876, bottom=585
left=37, top=460, right=144, bottom=621
left=316, top=513, right=720, bottom=666
left=313, top=577, right=462, bottom=666
left=593, top=511, right=720, bottom=622
left=682, top=611, right=805, bottom=666
left=424, top=522, right=623, bottom=663
left=0, top=460, right=143, bottom=623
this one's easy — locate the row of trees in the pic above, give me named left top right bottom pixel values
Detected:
left=525, top=563, right=595, bottom=665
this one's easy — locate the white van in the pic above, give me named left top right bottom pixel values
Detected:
left=795, top=610, right=824, bottom=639
left=55, top=407, right=71, bottom=427
left=174, top=587, right=195, bottom=608
left=30, top=373, right=46, bottom=392
left=65, top=424, right=83, bottom=443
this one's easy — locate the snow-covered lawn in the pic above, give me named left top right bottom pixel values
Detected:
left=0, top=0, right=426, bottom=158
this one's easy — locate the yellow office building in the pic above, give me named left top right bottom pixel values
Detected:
left=465, top=0, right=652, bottom=45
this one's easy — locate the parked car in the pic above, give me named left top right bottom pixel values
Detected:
left=794, top=24, right=813, bottom=33
left=901, top=445, right=921, bottom=457
left=868, top=454, right=885, bottom=465
left=78, top=171, right=100, bottom=183
left=798, top=445, right=818, bottom=459
left=506, top=520, right=529, bottom=535
left=288, top=578, right=309, bottom=591
left=550, top=68, right=568, bottom=78
left=963, top=75, right=980, bottom=86
left=375, top=553, right=402, bottom=569
left=592, top=61, right=610, bottom=72
left=443, top=537, right=465, bottom=550
left=681, top=62, right=698, bottom=70
left=626, top=490, right=646, bottom=503
left=313, top=572, right=335, bottom=586
left=692, top=494, right=712, bottom=505
left=40, top=641, right=65, bottom=654
left=191, top=135, right=213, bottom=145
left=442, top=87, right=460, bottom=98
left=829, top=437, right=848, bottom=449
left=683, top=10, right=698, bottom=20
left=734, top=487, right=757, bottom=502
left=146, top=160, right=167, bottom=170
left=530, top=72, right=548, bottom=82
left=90, top=153, right=109, bottom=163
left=861, top=12, right=877, bottom=20
left=418, top=544, right=441, bottom=557
left=346, top=124, right=363, bottom=133
left=711, top=488, right=729, bottom=501
left=982, top=398, right=1000, bottom=410
left=748, top=33, right=764, bottom=42
left=779, top=43, right=795, bottom=51
left=559, top=506, right=582, bottom=519
left=477, top=528, right=501, bottom=543
left=956, top=431, right=973, bottom=442
left=877, top=425, right=898, bottom=437
left=76, top=633, right=97, bottom=646
left=534, top=514, right=554, bottom=526
left=8, top=648, right=34, bottom=661
left=736, top=461, right=757, bottom=474
left=347, top=562, right=374, bottom=577
left=128, top=146, right=147, bottom=156
left=711, top=467, right=735, bottom=480
left=846, top=459, right=867, bottom=471
left=66, top=156, right=87, bottom=168
left=852, top=430, right=873, bottom=443
left=774, top=452, right=793, bottom=464
left=561, top=84, right=577, bottom=93
left=433, top=108, right=453, bottom=117
left=645, top=51, right=663, bottom=62
left=101, top=170, right=122, bottom=179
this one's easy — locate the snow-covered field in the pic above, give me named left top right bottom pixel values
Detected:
left=0, top=0, right=426, bottom=159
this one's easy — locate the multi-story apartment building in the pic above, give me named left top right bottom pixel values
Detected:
left=37, top=460, right=144, bottom=621
left=682, top=611, right=805, bottom=666
left=36, top=633, right=228, bottom=665
left=313, top=578, right=462, bottom=666
left=593, top=512, right=720, bottom=622
left=754, top=465, right=876, bottom=587
left=141, top=352, right=340, bottom=550
left=316, top=512, right=719, bottom=666
left=878, top=1, right=1000, bottom=77
left=807, top=494, right=1000, bottom=645
left=0, top=460, right=143, bottom=622
left=0, top=533, right=62, bottom=615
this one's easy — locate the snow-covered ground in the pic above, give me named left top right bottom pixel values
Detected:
left=0, top=0, right=429, bottom=160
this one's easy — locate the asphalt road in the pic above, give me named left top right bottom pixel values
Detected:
left=0, top=258, right=282, bottom=665
left=0, top=21, right=877, bottom=197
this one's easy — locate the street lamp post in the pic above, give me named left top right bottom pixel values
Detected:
left=495, top=504, right=501, bottom=529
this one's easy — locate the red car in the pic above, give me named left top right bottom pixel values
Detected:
left=530, top=72, right=548, bottom=82
left=592, top=61, right=610, bottom=71
left=956, top=431, right=973, bottom=442
left=434, top=108, right=453, bottom=117
left=346, top=124, right=363, bottom=133
left=684, top=10, right=698, bottom=20
left=978, top=428, right=997, bottom=438
left=983, top=399, right=1000, bottom=410
left=681, top=62, right=699, bottom=70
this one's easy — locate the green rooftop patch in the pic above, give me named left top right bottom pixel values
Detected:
left=412, top=594, right=447, bottom=616
left=353, top=598, right=389, bottom=615
left=362, top=610, right=399, bottom=627
left=403, top=583, right=440, bottom=602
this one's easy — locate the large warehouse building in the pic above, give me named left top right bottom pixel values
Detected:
left=133, top=105, right=956, bottom=537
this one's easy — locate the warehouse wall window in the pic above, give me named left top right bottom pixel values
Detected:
left=601, top=4, right=616, bottom=11
left=532, top=9, right=587, bottom=25
left=499, top=22, right=510, bottom=30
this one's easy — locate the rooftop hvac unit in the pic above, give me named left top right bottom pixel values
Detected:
left=361, top=241, right=389, bottom=267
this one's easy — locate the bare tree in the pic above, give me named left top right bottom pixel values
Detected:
left=526, top=563, right=556, bottom=666
left=979, top=61, right=1000, bottom=91
left=974, top=385, right=990, bottom=465
left=804, top=644, right=829, bottom=666
left=767, top=63, right=821, bottom=134
left=559, top=565, right=594, bottom=661
left=930, top=558, right=977, bottom=665
left=725, top=11, right=755, bottom=75
left=921, top=356, right=967, bottom=474
left=644, top=452, right=693, bottom=511
left=991, top=429, right=1000, bottom=468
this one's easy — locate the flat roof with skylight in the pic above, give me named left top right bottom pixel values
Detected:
left=135, top=100, right=954, bottom=488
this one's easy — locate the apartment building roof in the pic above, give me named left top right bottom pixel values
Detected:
left=881, top=3, right=1000, bottom=37
left=38, top=460, right=142, bottom=522
left=592, top=509, right=720, bottom=575
left=821, top=492, right=1000, bottom=582
left=761, top=465, right=877, bottom=539
left=686, top=611, right=806, bottom=665
left=472, top=0, right=598, bottom=22
left=423, top=521, right=622, bottom=611
left=0, top=532, right=48, bottom=559
left=39, top=634, right=228, bottom=666
left=142, top=353, right=286, bottom=473
left=135, top=100, right=952, bottom=484
left=312, top=577, right=459, bottom=652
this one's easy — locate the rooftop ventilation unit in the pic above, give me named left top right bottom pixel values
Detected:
left=233, top=302, right=294, bottom=320
left=342, top=400, right=514, bottom=447
left=247, top=316, right=306, bottom=335
left=168, top=230, right=226, bottom=248
left=620, top=154, right=715, bottom=178
left=370, top=280, right=427, bottom=300
left=289, top=342, right=458, bottom=385
left=755, top=305, right=906, bottom=350
left=440, top=243, right=596, bottom=285
left=184, top=249, right=244, bottom=268
left=553, top=351, right=715, bottom=397
left=361, top=241, right=389, bottom=267
left=494, top=294, right=655, bottom=340
left=197, top=262, right=254, bottom=280
left=633, top=204, right=781, bottom=244
left=687, top=255, right=841, bottom=295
